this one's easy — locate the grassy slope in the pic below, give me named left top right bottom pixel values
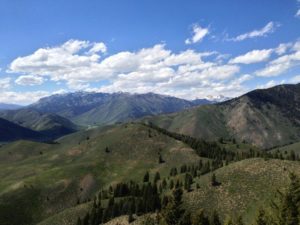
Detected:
left=270, top=141, right=300, bottom=155
left=145, top=95, right=300, bottom=148
left=0, top=123, right=200, bottom=224
left=97, top=158, right=300, bottom=225
left=185, top=158, right=300, bottom=224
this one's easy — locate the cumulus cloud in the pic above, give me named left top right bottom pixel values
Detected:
left=0, top=78, right=11, bottom=89
left=229, top=22, right=279, bottom=42
left=15, top=75, right=44, bottom=86
left=185, top=24, right=209, bottom=44
left=7, top=39, right=261, bottom=99
left=9, top=39, right=109, bottom=86
left=256, top=41, right=300, bottom=77
left=289, top=75, right=300, bottom=83
left=88, top=42, right=107, bottom=54
left=0, top=91, right=49, bottom=105
left=229, top=49, right=273, bottom=64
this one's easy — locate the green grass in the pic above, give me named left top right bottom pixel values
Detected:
left=0, top=123, right=201, bottom=224
left=184, top=158, right=300, bottom=224
left=270, top=141, right=300, bottom=155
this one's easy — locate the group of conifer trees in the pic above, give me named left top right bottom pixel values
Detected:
left=76, top=123, right=300, bottom=225
left=144, top=123, right=300, bottom=163
left=141, top=173, right=300, bottom=225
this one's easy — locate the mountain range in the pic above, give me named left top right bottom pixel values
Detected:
left=0, top=84, right=299, bottom=146
left=144, top=83, right=300, bottom=148
left=28, top=92, right=212, bottom=126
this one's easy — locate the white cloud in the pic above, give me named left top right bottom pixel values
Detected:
left=229, top=49, right=273, bottom=64
left=9, top=39, right=109, bottom=86
left=0, top=91, right=50, bottom=105
left=295, top=9, right=300, bottom=18
left=229, top=22, right=279, bottom=42
left=256, top=42, right=300, bottom=77
left=0, top=78, right=11, bottom=89
left=88, top=42, right=107, bottom=54
left=275, top=43, right=292, bottom=55
left=257, top=80, right=277, bottom=89
left=289, top=75, right=300, bottom=83
left=15, top=75, right=44, bottom=86
left=7, top=39, right=269, bottom=100
left=185, top=24, right=209, bottom=44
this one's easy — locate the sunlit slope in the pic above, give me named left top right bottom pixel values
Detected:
left=145, top=84, right=300, bottom=148
left=0, top=123, right=200, bottom=224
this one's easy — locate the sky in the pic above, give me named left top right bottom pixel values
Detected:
left=0, top=0, right=300, bottom=104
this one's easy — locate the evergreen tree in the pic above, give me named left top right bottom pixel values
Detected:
left=154, top=172, right=161, bottom=184
left=76, top=217, right=82, bottom=225
left=180, top=212, right=192, bottom=225
left=144, top=171, right=150, bottom=183
left=191, top=209, right=210, bottom=225
left=210, top=211, right=221, bottom=225
left=162, top=188, right=185, bottom=225
left=159, top=154, right=165, bottom=163
left=255, top=208, right=268, bottom=225
left=223, top=217, right=234, bottom=225
left=236, top=216, right=244, bottom=225
left=128, top=212, right=135, bottom=223
left=83, top=212, right=90, bottom=225
left=211, top=173, right=218, bottom=186
left=270, top=173, right=300, bottom=225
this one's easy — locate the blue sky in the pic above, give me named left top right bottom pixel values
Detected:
left=0, top=0, right=300, bottom=104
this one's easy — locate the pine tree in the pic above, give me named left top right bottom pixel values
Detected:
left=210, top=211, right=221, bottom=225
left=191, top=209, right=210, bottom=225
left=162, top=188, right=185, bottom=225
left=83, top=212, right=90, bottom=225
left=270, top=173, right=300, bottom=225
left=143, top=171, right=150, bottom=183
left=128, top=212, right=135, bottom=223
left=180, top=212, right=192, bottom=225
left=76, top=217, right=82, bottom=225
left=236, top=216, right=244, bottom=225
left=154, top=172, right=161, bottom=184
left=223, top=217, right=234, bottom=225
left=255, top=208, right=268, bottom=225
left=211, top=173, right=218, bottom=186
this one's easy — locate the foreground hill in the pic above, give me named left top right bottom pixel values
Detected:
left=39, top=158, right=300, bottom=225
left=0, top=123, right=201, bottom=225
left=0, top=118, right=44, bottom=142
left=0, top=109, right=78, bottom=139
left=145, top=83, right=300, bottom=148
left=28, top=92, right=211, bottom=126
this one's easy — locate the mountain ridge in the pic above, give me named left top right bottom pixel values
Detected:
left=28, top=92, right=214, bottom=126
left=144, top=83, right=300, bottom=148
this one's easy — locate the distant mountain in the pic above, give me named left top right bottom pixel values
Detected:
left=144, top=83, right=300, bottom=148
left=28, top=92, right=212, bottom=126
left=0, top=118, right=43, bottom=142
left=191, top=98, right=215, bottom=105
left=0, top=103, right=23, bottom=110
left=0, top=109, right=78, bottom=139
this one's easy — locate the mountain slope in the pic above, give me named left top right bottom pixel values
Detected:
left=29, top=92, right=211, bottom=126
left=0, top=103, right=22, bottom=110
left=0, top=123, right=201, bottom=224
left=145, top=84, right=300, bottom=148
left=0, top=109, right=78, bottom=139
left=0, top=118, right=43, bottom=142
